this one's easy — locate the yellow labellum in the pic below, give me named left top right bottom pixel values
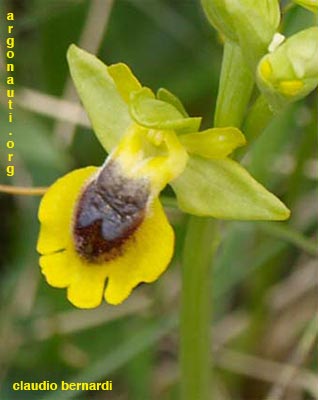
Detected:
left=38, top=167, right=174, bottom=309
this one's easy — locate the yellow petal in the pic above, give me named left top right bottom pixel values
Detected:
left=41, top=245, right=107, bottom=308
left=37, top=167, right=98, bottom=255
left=66, top=249, right=108, bottom=309
left=104, top=199, right=174, bottom=305
left=68, top=275, right=106, bottom=309
left=40, top=250, right=76, bottom=288
left=108, top=63, right=142, bottom=103
left=179, top=127, right=246, bottom=159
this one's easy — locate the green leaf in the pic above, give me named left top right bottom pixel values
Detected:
left=67, top=44, right=132, bottom=153
left=171, top=156, right=290, bottom=221
left=157, top=88, right=189, bottom=117
left=130, top=88, right=201, bottom=133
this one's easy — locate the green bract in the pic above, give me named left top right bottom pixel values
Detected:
left=67, top=44, right=290, bottom=221
left=257, top=27, right=318, bottom=112
left=201, top=0, right=281, bottom=70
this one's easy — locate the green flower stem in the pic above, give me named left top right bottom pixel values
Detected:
left=214, top=41, right=254, bottom=128
left=243, top=94, right=274, bottom=142
left=180, top=216, right=220, bottom=400
left=180, top=38, right=253, bottom=400
left=235, top=94, right=274, bottom=160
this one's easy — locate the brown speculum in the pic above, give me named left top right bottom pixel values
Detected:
left=73, top=161, right=150, bottom=263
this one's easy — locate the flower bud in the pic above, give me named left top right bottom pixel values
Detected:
left=257, top=27, right=318, bottom=112
left=292, top=0, right=318, bottom=13
left=201, top=0, right=281, bottom=69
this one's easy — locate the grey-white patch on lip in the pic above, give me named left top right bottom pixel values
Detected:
left=73, top=160, right=150, bottom=263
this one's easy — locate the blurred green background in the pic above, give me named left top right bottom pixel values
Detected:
left=0, top=1, right=317, bottom=399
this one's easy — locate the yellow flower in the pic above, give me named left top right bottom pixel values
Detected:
left=37, top=44, right=290, bottom=309
left=257, top=27, right=318, bottom=111
left=37, top=125, right=187, bottom=309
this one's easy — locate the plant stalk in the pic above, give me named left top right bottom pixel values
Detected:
left=214, top=41, right=254, bottom=128
left=180, top=217, right=219, bottom=400
left=243, top=94, right=274, bottom=142
left=180, top=35, right=254, bottom=400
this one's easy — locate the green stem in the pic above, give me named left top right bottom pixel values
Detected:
left=214, top=41, right=254, bottom=128
left=180, top=38, right=252, bottom=400
left=180, top=217, right=219, bottom=400
left=235, top=94, right=274, bottom=159
left=235, top=95, right=274, bottom=160
left=243, top=94, right=274, bottom=142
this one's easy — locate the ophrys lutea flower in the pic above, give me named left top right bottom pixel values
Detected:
left=38, top=125, right=187, bottom=308
left=37, top=45, right=290, bottom=309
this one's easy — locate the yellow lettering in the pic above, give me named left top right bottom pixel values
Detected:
left=12, top=383, right=20, bottom=390
left=7, top=63, right=14, bottom=72
left=7, top=140, right=15, bottom=149
left=101, top=381, right=108, bottom=390
left=6, top=10, right=15, bottom=181
left=7, top=89, right=15, bottom=98
left=6, top=37, right=14, bottom=48
left=6, top=50, right=15, bottom=59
